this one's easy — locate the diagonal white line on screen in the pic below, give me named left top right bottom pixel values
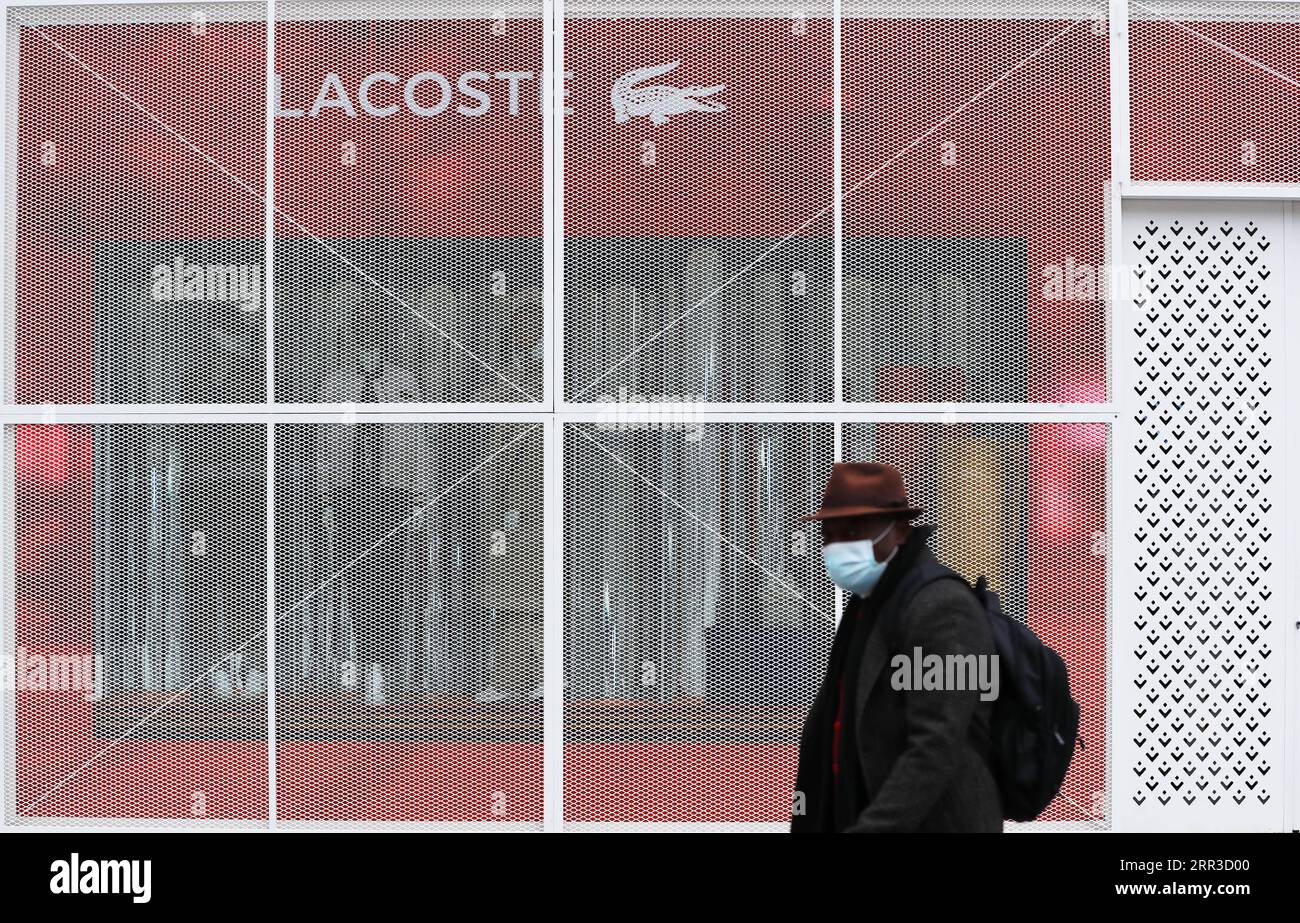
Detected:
left=573, top=425, right=832, bottom=623
left=569, top=15, right=1090, bottom=402
left=18, top=423, right=540, bottom=817
left=17, top=17, right=537, bottom=401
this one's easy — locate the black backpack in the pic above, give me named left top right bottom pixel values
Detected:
left=896, top=563, right=1082, bottom=822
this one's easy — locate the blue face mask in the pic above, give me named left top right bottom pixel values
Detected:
left=822, top=522, right=898, bottom=597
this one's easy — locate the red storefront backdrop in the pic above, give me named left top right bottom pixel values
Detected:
left=1130, top=18, right=1300, bottom=184
left=14, top=15, right=546, bottom=823
left=19, top=7, right=1284, bottom=824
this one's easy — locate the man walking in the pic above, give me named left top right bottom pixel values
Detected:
left=791, top=462, right=1001, bottom=832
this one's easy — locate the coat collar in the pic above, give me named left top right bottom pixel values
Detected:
left=851, top=525, right=936, bottom=720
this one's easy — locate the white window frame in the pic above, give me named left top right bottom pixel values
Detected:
left=1, top=0, right=1296, bottom=832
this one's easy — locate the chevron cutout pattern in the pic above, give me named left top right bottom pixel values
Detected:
left=1129, top=217, right=1277, bottom=811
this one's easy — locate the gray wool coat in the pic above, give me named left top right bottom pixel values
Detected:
left=844, top=565, right=1003, bottom=832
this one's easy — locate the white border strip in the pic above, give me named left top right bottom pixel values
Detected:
left=544, top=0, right=565, bottom=831
left=10, top=817, right=542, bottom=831
left=1122, top=181, right=1300, bottom=199
left=0, top=3, right=15, bottom=831
left=1109, top=0, right=1130, bottom=186
left=832, top=0, right=843, bottom=406
left=0, top=425, right=12, bottom=825
left=264, top=0, right=277, bottom=829
left=1285, top=198, right=1299, bottom=832
left=0, top=402, right=1120, bottom=420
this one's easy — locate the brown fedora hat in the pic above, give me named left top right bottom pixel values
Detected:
left=799, top=462, right=923, bottom=522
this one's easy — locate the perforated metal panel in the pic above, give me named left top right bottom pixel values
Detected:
left=10, top=423, right=269, bottom=822
left=1117, top=200, right=1286, bottom=831
left=844, top=421, right=1110, bottom=825
left=274, top=1, right=544, bottom=406
left=563, top=2, right=834, bottom=404
left=563, top=421, right=835, bottom=823
left=275, top=421, right=544, bottom=824
left=843, top=2, right=1110, bottom=403
left=10, top=2, right=268, bottom=404
left=1129, top=1, right=1300, bottom=184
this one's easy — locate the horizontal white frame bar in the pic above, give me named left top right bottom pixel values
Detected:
left=1, top=0, right=264, bottom=24
left=2, top=404, right=1117, bottom=422
left=10, top=817, right=269, bottom=829
left=0, top=411, right=1118, bottom=425
left=278, top=2, right=542, bottom=22
left=7, top=0, right=1289, bottom=6
left=0, top=0, right=521, bottom=8
left=564, top=819, right=1108, bottom=832
left=560, top=402, right=1116, bottom=415
left=1005, top=820, right=1106, bottom=833
left=559, top=409, right=1117, bottom=423
left=564, top=821, right=789, bottom=832
left=9, top=818, right=540, bottom=831
left=0, top=0, right=540, bottom=24
left=0, top=411, right=551, bottom=423
left=0, top=404, right=548, bottom=419
left=273, top=820, right=543, bottom=832
left=563, top=0, right=1299, bottom=19
left=1130, top=0, right=1300, bottom=21
left=1, top=0, right=251, bottom=7
left=1122, top=181, right=1300, bottom=200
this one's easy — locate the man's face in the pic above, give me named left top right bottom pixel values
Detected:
left=820, top=514, right=909, bottom=563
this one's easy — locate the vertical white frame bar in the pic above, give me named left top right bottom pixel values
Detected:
left=1109, top=0, right=1130, bottom=186
left=1285, top=199, right=1299, bottom=833
left=2, top=8, right=13, bottom=409
left=0, top=423, right=11, bottom=824
left=1100, top=185, right=1121, bottom=824
left=265, top=0, right=275, bottom=409
left=1104, top=0, right=1129, bottom=833
left=0, top=8, right=15, bottom=826
left=265, top=420, right=277, bottom=827
left=543, top=0, right=564, bottom=832
left=264, top=0, right=278, bottom=830
left=832, top=416, right=843, bottom=623
left=543, top=0, right=557, bottom=416
left=543, top=415, right=562, bottom=830
left=832, top=0, right=842, bottom=406
left=1102, top=404, right=1115, bottom=828
left=552, top=0, right=565, bottom=413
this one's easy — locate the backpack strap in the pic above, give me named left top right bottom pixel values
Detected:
left=879, top=556, right=971, bottom=646
left=852, top=557, right=973, bottom=731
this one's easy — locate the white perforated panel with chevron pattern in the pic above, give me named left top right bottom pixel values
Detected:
left=1117, top=199, right=1288, bottom=832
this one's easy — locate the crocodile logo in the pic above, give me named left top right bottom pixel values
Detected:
left=610, top=60, right=726, bottom=126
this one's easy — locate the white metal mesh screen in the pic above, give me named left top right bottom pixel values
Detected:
left=273, top=421, right=544, bottom=824
left=561, top=420, right=1108, bottom=825
left=1117, top=201, right=1285, bottom=831
left=273, top=1, right=545, bottom=406
left=843, top=2, right=1110, bottom=404
left=1129, top=0, right=1300, bottom=184
left=844, top=421, right=1109, bottom=826
left=563, top=421, right=835, bottom=823
left=2, top=1, right=1129, bottom=830
left=10, top=423, right=269, bottom=823
left=562, top=2, right=834, bottom=405
left=9, top=2, right=268, bottom=405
